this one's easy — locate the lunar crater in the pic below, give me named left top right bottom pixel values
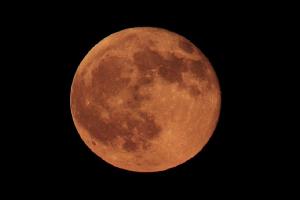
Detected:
left=178, top=39, right=195, bottom=53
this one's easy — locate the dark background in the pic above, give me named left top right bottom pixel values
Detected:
left=2, top=2, right=295, bottom=195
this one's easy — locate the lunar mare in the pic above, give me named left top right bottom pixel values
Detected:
left=70, top=27, right=221, bottom=172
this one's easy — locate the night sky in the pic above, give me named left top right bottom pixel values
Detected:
left=3, top=3, right=289, bottom=195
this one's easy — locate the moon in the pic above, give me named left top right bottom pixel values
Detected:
left=70, top=27, right=221, bottom=172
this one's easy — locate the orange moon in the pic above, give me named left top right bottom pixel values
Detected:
left=70, top=27, right=221, bottom=172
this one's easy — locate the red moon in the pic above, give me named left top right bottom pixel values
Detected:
left=70, top=27, right=221, bottom=172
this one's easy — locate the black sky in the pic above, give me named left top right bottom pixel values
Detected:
left=2, top=3, right=293, bottom=195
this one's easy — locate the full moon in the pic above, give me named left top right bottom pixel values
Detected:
left=70, top=27, right=221, bottom=172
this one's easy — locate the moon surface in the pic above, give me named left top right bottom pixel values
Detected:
left=70, top=27, right=221, bottom=172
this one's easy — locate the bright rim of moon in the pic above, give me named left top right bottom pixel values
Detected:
left=70, top=27, right=221, bottom=172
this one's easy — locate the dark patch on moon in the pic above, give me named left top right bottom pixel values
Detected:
left=138, top=76, right=154, bottom=85
left=133, top=48, right=188, bottom=84
left=158, top=54, right=187, bottom=83
left=138, top=111, right=162, bottom=138
left=122, top=139, right=138, bottom=152
left=189, top=60, right=207, bottom=80
left=126, top=84, right=151, bottom=109
left=74, top=102, right=162, bottom=152
left=134, top=48, right=165, bottom=71
left=178, top=39, right=194, bottom=53
left=71, top=70, right=162, bottom=152
left=132, top=47, right=205, bottom=100
left=158, top=67, right=182, bottom=83
left=188, top=58, right=216, bottom=95
left=126, top=99, right=140, bottom=109
left=188, top=85, right=201, bottom=96
left=91, top=56, right=130, bottom=97
left=147, top=39, right=156, bottom=46
left=120, top=111, right=162, bottom=152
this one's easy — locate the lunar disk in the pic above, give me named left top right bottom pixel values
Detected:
left=70, top=27, right=221, bottom=172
